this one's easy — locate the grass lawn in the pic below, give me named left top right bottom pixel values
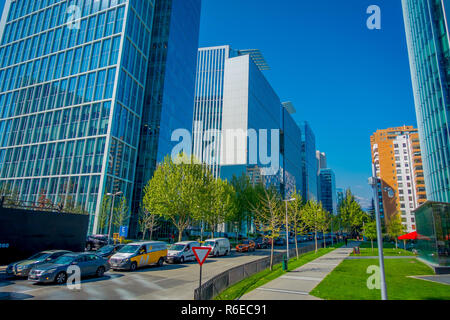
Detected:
left=358, top=241, right=401, bottom=249
left=351, top=248, right=415, bottom=257
left=214, top=243, right=344, bottom=300
left=310, top=258, right=450, bottom=300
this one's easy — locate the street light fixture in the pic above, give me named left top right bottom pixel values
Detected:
left=106, top=191, right=123, bottom=242
left=283, top=198, right=296, bottom=260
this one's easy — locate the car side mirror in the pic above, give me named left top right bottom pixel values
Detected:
left=71, top=261, right=78, bottom=265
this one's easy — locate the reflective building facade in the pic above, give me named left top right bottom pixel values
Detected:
left=318, top=168, right=337, bottom=215
left=402, top=0, right=450, bottom=202
left=0, top=0, right=156, bottom=234
left=300, top=121, right=318, bottom=201
left=130, top=0, right=201, bottom=236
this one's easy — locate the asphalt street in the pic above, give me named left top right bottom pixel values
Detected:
left=0, top=242, right=317, bottom=300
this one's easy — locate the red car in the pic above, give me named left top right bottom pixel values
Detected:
left=236, top=240, right=256, bottom=252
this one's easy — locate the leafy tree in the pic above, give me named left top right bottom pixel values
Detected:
left=302, top=199, right=326, bottom=253
left=203, top=178, right=237, bottom=238
left=319, top=208, right=331, bottom=249
left=97, top=195, right=111, bottom=234
left=37, top=189, right=53, bottom=209
left=363, top=220, right=377, bottom=252
left=0, top=183, right=21, bottom=207
left=143, top=154, right=209, bottom=242
left=287, top=190, right=306, bottom=259
left=251, top=186, right=283, bottom=270
left=138, top=206, right=160, bottom=240
left=112, top=196, right=130, bottom=233
left=387, top=212, right=406, bottom=249
left=338, top=189, right=368, bottom=237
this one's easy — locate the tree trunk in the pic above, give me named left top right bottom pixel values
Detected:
left=315, top=231, right=318, bottom=253
left=178, top=226, right=184, bottom=242
left=150, top=228, right=153, bottom=241
left=142, top=229, right=146, bottom=240
left=294, top=230, right=299, bottom=259
left=371, top=239, right=373, bottom=252
left=323, top=233, right=326, bottom=249
left=270, top=240, right=274, bottom=271
left=395, top=239, right=398, bottom=249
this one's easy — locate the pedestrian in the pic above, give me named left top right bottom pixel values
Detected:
left=171, top=233, right=175, bottom=243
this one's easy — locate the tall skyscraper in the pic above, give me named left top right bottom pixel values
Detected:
left=130, top=0, right=201, bottom=237
left=193, top=45, right=303, bottom=196
left=300, top=121, right=318, bottom=201
left=370, top=126, right=427, bottom=232
left=0, top=0, right=155, bottom=234
left=316, top=150, right=326, bottom=173
left=402, top=0, right=450, bottom=202
left=318, top=168, right=336, bottom=215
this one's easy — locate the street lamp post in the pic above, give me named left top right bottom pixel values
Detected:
left=368, top=177, right=387, bottom=300
left=284, top=198, right=296, bottom=260
left=107, top=191, right=123, bottom=242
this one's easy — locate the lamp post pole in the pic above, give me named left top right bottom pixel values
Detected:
left=369, top=177, right=387, bottom=300
left=107, top=191, right=123, bottom=242
left=284, top=198, right=295, bottom=260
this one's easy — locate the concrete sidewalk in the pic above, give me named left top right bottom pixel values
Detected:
left=240, top=243, right=358, bottom=300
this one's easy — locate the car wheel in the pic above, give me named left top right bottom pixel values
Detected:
left=96, top=266, right=105, bottom=278
left=130, top=262, right=137, bottom=272
left=180, top=257, right=185, bottom=264
left=55, top=272, right=67, bottom=284
left=86, top=243, right=92, bottom=251
left=157, top=258, right=164, bottom=267
left=225, top=250, right=229, bottom=256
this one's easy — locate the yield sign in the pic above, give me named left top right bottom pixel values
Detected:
left=192, top=247, right=211, bottom=266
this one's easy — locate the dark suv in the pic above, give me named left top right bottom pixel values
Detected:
left=85, top=234, right=110, bottom=251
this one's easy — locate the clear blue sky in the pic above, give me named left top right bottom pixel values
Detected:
left=0, top=0, right=416, bottom=208
left=199, top=0, right=417, bottom=208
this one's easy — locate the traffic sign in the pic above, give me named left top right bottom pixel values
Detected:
left=119, top=226, right=128, bottom=237
left=192, top=247, right=211, bottom=266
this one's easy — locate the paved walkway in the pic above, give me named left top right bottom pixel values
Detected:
left=240, top=243, right=359, bottom=300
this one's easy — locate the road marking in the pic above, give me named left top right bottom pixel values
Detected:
left=280, top=275, right=322, bottom=281
left=256, top=287, right=309, bottom=295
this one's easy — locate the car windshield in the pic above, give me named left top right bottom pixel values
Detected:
left=28, top=252, right=50, bottom=260
left=169, top=244, right=186, bottom=251
left=118, top=245, right=140, bottom=254
left=203, top=241, right=215, bottom=247
left=97, top=245, right=114, bottom=254
left=53, top=255, right=75, bottom=265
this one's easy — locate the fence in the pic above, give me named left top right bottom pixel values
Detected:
left=194, top=239, right=335, bottom=300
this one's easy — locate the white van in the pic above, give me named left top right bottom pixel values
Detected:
left=109, top=241, right=167, bottom=271
left=203, top=238, right=231, bottom=257
left=166, top=241, right=200, bottom=264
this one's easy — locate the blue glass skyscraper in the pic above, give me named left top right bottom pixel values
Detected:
left=402, top=0, right=450, bottom=202
left=0, top=0, right=154, bottom=234
left=300, top=121, right=318, bottom=201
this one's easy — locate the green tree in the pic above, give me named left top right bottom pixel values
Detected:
left=302, top=199, right=325, bottom=253
left=251, top=186, right=283, bottom=270
left=387, top=212, right=406, bottom=249
left=97, top=195, right=111, bottom=234
left=203, top=178, right=237, bottom=238
left=112, top=196, right=130, bottom=233
left=319, top=208, right=331, bottom=249
left=287, top=190, right=306, bottom=259
left=363, top=220, right=377, bottom=252
left=138, top=206, right=160, bottom=240
left=143, top=154, right=209, bottom=242
left=338, top=189, right=368, bottom=236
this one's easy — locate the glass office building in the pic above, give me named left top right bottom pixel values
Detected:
left=402, top=0, right=450, bottom=202
left=0, top=0, right=154, bottom=234
left=318, top=168, right=337, bottom=215
left=130, top=0, right=201, bottom=236
left=300, top=121, right=318, bottom=201
left=414, top=201, right=450, bottom=266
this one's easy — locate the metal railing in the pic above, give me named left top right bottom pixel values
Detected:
left=194, top=239, right=335, bottom=300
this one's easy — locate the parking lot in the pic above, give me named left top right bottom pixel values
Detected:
left=0, top=242, right=317, bottom=300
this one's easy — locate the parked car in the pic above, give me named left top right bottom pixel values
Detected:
left=236, top=240, right=256, bottom=252
left=203, top=238, right=231, bottom=256
left=92, top=244, right=125, bottom=259
left=166, top=241, right=200, bottom=264
left=6, top=250, right=72, bottom=278
left=109, top=241, right=167, bottom=271
left=86, top=234, right=110, bottom=251
left=28, top=252, right=110, bottom=284
left=274, top=238, right=285, bottom=246
left=254, top=238, right=269, bottom=249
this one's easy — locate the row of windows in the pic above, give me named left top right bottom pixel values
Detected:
left=122, top=38, right=148, bottom=86
left=2, top=5, right=125, bottom=61
left=0, top=68, right=116, bottom=120
left=116, top=69, right=144, bottom=115
left=107, top=137, right=136, bottom=181
left=0, top=37, right=120, bottom=94
left=0, top=101, right=111, bottom=148
left=0, top=136, right=106, bottom=179
left=0, top=175, right=101, bottom=212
